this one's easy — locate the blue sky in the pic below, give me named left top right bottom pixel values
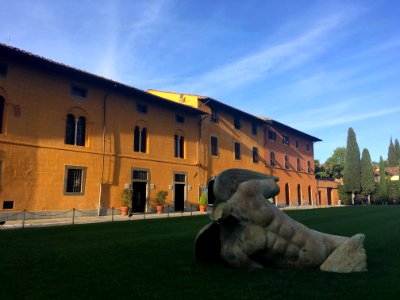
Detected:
left=1, top=0, right=399, bottom=162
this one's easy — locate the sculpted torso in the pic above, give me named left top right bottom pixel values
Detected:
left=195, top=169, right=367, bottom=273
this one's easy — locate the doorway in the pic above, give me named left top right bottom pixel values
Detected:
left=174, top=173, right=186, bottom=211
left=327, top=188, right=332, bottom=205
left=297, top=184, right=301, bottom=205
left=132, top=169, right=148, bottom=212
left=308, top=186, right=312, bottom=205
left=207, top=178, right=215, bottom=206
left=285, top=183, right=290, bottom=206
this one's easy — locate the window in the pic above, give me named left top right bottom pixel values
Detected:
left=174, top=135, right=184, bottom=158
left=297, top=157, right=301, bottom=172
left=270, top=151, right=275, bottom=166
left=2, top=201, right=13, bottom=209
left=134, top=126, right=147, bottom=153
left=253, top=147, right=259, bottom=163
left=234, top=116, right=241, bottom=129
left=65, top=114, right=86, bottom=146
left=64, top=166, right=86, bottom=195
left=284, top=155, right=289, bottom=169
left=211, top=136, right=218, bottom=156
left=234, top=142, right=241, bottom=160
left=71, top=85, right=87, bottom=98
left=268, top=130, right=276, bottom=141
left=307, top=161, right=312, bottom=173
left=0, top=96, right=4, bottom=133
left=252, top=122, right=257, bottom=135
left=176, top=115, right=185, bottom=123
left=133, top=170, right=148, bottom=180
left=211, top=109, right=219, bottom=123
left=175, top=173, right=186, bottom=183
left=0, top=63, right=8, bottom=77
left=296, top=140, right=300, bottom=148
left=136, top=103, right=148, bottom=114
left=283, top=135, right=289, bottom=145
left=306, top=143, right=311, bottom=151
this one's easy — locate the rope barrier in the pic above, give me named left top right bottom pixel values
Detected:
left=26, top=210, right=73, bottom=217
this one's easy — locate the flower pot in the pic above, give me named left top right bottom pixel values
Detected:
left=156, top=205, right=164, bottom=214
left=199, top=205, right=206, bottom=212
left=121, top=206, right=129, bottom=216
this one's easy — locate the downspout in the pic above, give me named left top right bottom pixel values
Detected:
left=198, top=99, right=211, bottom=198
left=98, top=84, right=116, bottom=216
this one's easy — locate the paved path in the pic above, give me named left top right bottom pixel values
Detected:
left=0, top=205, right=337, bottom=230
left=0, top=210, right=209, bottom=230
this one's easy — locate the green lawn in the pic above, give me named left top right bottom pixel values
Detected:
left=1, top=207, right=400, bottom=299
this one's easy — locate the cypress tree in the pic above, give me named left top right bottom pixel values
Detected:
left=360, top=148, right=375, bottom=204
left=378, top=156, right=388, bottom=204
left=395, top=138, right=400, bottom=162
left=388, top=138, right=397, bottom=166
left=343, top=127, right=361, bottom=204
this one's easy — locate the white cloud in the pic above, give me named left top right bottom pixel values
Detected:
left=162, top=11, right=352, bottom=95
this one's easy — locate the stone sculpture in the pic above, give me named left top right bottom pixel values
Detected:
left=194, top=169, right=367, bottom=273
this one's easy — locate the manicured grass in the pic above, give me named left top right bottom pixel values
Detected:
left=1, top=207, right=400, bottom=299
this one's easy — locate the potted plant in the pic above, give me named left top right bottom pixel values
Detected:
left=155, top=190, right=168, bottom=214
left=199, top=192, right=207, bottom=212
left=121, top=188, right=133, bottom=216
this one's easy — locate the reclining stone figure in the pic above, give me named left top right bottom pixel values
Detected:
left=194, top=169, right=367, bottom=273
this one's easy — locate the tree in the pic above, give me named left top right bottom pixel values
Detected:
left=343, top=128, right=361, bottom=204
left=314, top=160, right=327, bottom=179
left=395, top=138, right=400, bottom=162
left=325, top=147, right=346, bottom=179
left=388, top=138, right=398, bottom=166
left=378, top=156, right=388, bottom=204
left=360, top=148, right=375, bottom=203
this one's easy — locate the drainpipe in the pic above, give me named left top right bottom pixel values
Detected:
left=98, top=84, right=116, bottom=216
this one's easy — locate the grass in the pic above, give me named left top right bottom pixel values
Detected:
left=1, top=206, right=400, bottom=299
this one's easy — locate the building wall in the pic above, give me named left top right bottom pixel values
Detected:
left=316, top=180, right=339, bottom=206
left=264, top=124, right=318, bottom=206
left=0, top=46, right=334, bottom=213
left=0, top=56, right=202, bottom=213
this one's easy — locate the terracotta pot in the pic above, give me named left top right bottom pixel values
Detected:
left=156, top=205, right=164, bottom=214
left=121, top=206, right=129, bottom=216
left=199, top=205, right=206, bottom=212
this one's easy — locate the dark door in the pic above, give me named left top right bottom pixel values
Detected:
left=297, top=184, right=301, bottom=205
left=132, top=182, right=146, bottom=212
left=308, top=186, right=312, bottom=205
left=327, top=188, right=332, bottom=205
left=207, top=180, right=215, bottom=205
left=318, top=191, right=322, bottom=205
left=285, top=184, right=290, bottom=206
left=175, top=184, right=185, bottom=211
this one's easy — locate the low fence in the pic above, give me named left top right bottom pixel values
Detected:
left=0, top=205, right=208, bottom=230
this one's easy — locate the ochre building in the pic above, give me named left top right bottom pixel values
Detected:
left=0, top=44, right=338, bottom=215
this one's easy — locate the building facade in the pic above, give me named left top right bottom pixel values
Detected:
left=1, top=44, right=336, bottom=214
left=148, top=90, right=325, bottom=207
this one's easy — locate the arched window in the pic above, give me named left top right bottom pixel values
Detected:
left=308, top=185, right=312, bottom=205
left=284, top=155, right=289, bottom=169
left=65, top=114, right=86, bottom=146
left=65, top=114, right=76, bottom=145
left=76, top=117, right=86, bottom=146
left=174, top=134, right=184, bottom=158
left=297, top=157, right=301, bottom=172
left=134, top=126, right=147, bottom=153
left=0, top=96, right=4, bottom=133
left=270, top=151, right=275, bottom=166
left=307, top=161, right=311, bottom=173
